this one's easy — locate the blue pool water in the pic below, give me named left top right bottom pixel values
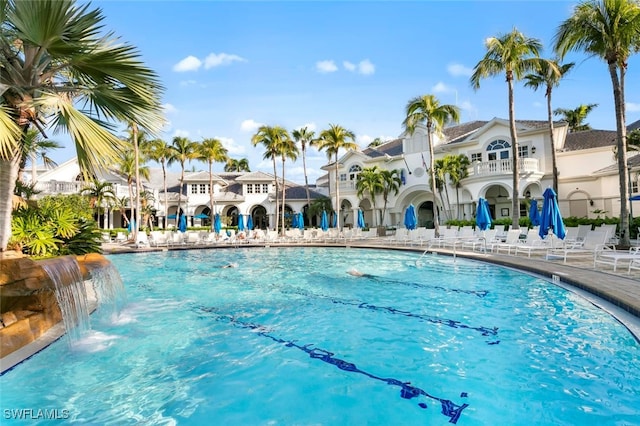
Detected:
left=2, top=247, right=640, bottom=425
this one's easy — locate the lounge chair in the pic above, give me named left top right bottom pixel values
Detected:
left=460, top=229, right=497, bottom=252
left=546, top=231, right=610, bottom=263
left=491, top=229, right=523, bottom=254
left=514, top=231, right=558, bottom=257
left=593, top=246, right=640, bottom=272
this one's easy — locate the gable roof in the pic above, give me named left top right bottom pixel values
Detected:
left=563, top=129, right=616, bottom=152
left=362, top=138, right=403, bottom=158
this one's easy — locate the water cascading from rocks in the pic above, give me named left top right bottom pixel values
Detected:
left=40, top=256, right=91, bottom=344
left=89, top=262, right=127, bottom=317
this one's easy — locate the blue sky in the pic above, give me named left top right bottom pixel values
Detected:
left=53, top=0, right=639, bottom=183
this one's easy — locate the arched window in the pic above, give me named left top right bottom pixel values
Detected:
left=348, top=164, right=362, bottom=181
left=486, top=139, right=511, bottom=161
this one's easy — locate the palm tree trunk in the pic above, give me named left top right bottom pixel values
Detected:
left=162, top=160, right=168, bottom=230
left=281, top=157, right=286, bottom=236
left=546, top=86, right=559, bottom=194
left=0, top=155, right=20, bottom=252
left=127, top=181, right=134, bottom=230
left=133, top=124, right=140, bottom=243
left=209, top=161, right=215, bottom=233
left=427, top=123, right=440, bottom=237
left=507, top=78, right=520, bottom=230
left=610, top=61, right=630, bottom=246
left=334, top=154, right=340, bottom=230
left=178, top=163, right=184, bottom=228
left=303, top=144, right=311, bottom=225
left=272, top=158, right=279, bottom=233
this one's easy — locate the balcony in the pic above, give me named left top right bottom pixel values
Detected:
left=33, top=180, right=131, bottom=198
left=468, top=158, right=540, bottom=177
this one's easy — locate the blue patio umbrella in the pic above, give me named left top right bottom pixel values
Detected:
left=178, top=214, right=187, bottom=233
left=292, top=212, right=299, bottom=229
left=246, top=215, right=254, bottom=231
left=237, top=214, right=245, bottom=232
left=167, top=214, right=177, bottom=220
left=475, top=198, right=492, bottom=231
left=320, top=210, right=329, bottom=231
left=539, top=187, right=566, bottom=240
left=528, top=199, right=541, bottom=227
left=404, top=204, right=417, bottom=230
left=214, top=213, right=222, bottom=233
left=357, top=209, right=365, bottom=229
left=331, top=212, right=337, bottom=228
left=194, top=213, right=209, bottom=220
left=297, top=212, right=304, bottom=230
left=127, top=218, right=136, bottom=232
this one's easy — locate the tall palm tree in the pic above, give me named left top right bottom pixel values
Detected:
left=315, top=124, right=358, bottom=230
left=433, top=158, right=452, bottom=222
left=252, top=125, right=290, bottom=233
left=292, top=126, right=315, bottom=223
left=379, top=169, right=402, bottom=226
left=18, top=128, right=62, bottom=184
left=403, top=94, right=460, bottom=236
left=356, top=166, right=384, bottom=227
left=554, top=0, right=640, bottom=246
left=278, top=133, right=298, bottom=234
left=80, top=180, right=115, bottom=228
left=553, top=104, right=599, bottom=132
left=368, top=137, right=384, bottom=148
left=170, top=136, right=198, bottom=227
left=125, top=123, right=150, bottom=243
left=116, top=150, right=150, bottom=231
left=524, top=58, right=574, bottom=194
left=224, top=158, right=250, bottom=172
left=470, top=28, right=542, bottom=231
left=197, top=138, right=228, bottom=232
left=446, top=154, right=471, bottom=220
left=0, top=0, right=164, bottom=252
left=145, top=138, right=174, bottom=229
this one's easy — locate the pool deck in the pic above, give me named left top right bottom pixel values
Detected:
left=102, top=238, right=640, bottom=321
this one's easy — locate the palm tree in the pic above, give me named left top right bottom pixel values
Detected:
left=224, top=158, right=250, bottom=172
left=315, top=124, right=358, bottom=230
left=433, top=158, right=452, bottom=222
left=116, top=150, right=150, bottom=231
left=368, top=137, right=384, bottom=148
left=554, top=0, right=640, bottom=246
left=144, top=138, right=174, bottom=229
left=278, top=133, right=298, bottom=234
left=356, top=167, right=384, bottom=227
left=524, top=59, right=574, bottom=194
left=292, top=126, right=315, bottom=223
left=379, top=169, right=402, bottom=226
left=403, top=94, right=460, bottom=236
left=170, top=136, right=198, bottom=228
left=18, top=129, right=62, bottom=184
left=446, top=154, right=471, bottom=220
left=470, top=27, right=542, bottom=231
left=252, top=125, right=290, bottom=233
left=0, top=0, right=164, bottom=252
left=197, top=138, right=228, bottom=232
left=80, top=180, right=115, bottom=228
left=112, top=196, right=131, bottom=227
left=125, top=123, right=150, bottom=243
left=553, top=104, right=599, bottom=132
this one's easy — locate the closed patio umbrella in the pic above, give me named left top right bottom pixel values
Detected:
left=297, top=212, right=304, bottom=230
left=246, top=215, right=253, bottom=231
left=320, top=210, right=328, bottom=231
left=238, top=214, right=245, bottom=232
left=292, top=212, right=299, bottom=229
left=214, top=213, right=222, bottom=233
left=331, top=212, right=337, bottom=228
left=528, top=199, right=541, bottom=227
left=475, top=198, right=492, bottom=231
left=539, top=187, right=566, bottom=240
left=357, top=209, right=365, bottom=229
left=178, top=214, right=187, bottom=233
left=127, top=218, right=136, bottom=233
left=404, top=204, right=417, bottom=230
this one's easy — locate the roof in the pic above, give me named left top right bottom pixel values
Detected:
left=563, top=129, right=616, bottom=152
left=628, top=119, right=640, bottom=132
left=362, top=138, right=403, bottom=158
left=442, top=119, right=567, bottom=145
left=284, top=185, right=325, bottom=200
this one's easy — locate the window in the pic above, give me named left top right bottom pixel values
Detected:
left=518, top=145, right=529, bottom=158
left=471, top=152, right=482, bottom=162
left=262, top=183, right=269, bottom=193
left=247, top=184, right=253, bottom=194
left=190, top=184, right=198, bottom=194
left=486, top=139, right=511, bottom=160
left=340, top=173, right=347, bottom=182
left=348, top=164, right=362, bottom=181
left=519, top=202, right=527, bottom=217
left=199, top=184, right=207, bottom=194
left=632, top=179, right=638, bottom=194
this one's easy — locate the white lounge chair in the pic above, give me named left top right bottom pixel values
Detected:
left=593, top=246, right=640, bottom=272
left=546, top=231, right=610, bottom=263
left=491, top=229, right=523, bottom=254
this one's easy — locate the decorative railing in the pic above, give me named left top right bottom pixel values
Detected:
left=468, top=158, right=539, bottom=177
left=34, top=181, right=130, bottom=198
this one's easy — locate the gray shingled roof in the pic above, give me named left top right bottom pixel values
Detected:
left=593, top=153, right=640, bottom=174
left=628, top=119, right=640, bottom=132
left=362, top=138, right=403, bottom=158
left=284, top=185, right=325, bottom=200
left=563, top=129, right=616, bottom=152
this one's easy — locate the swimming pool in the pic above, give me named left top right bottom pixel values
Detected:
left=2, top=247, right=639, bottom=424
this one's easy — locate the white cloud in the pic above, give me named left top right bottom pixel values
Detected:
left=358, top=134, right=373, bottom=146
left=432, top=82, right=452, bottom=93
left=447, top=63, right=473, bottom=77
left=294, top=122, right=317, bottom=132
left=626, top=102, right=640, bottom=112
left=204, top=52, right=247, bottom=69
left=179, top=80, right=197, bottom=87
left=343, top=61, right=356, bottom=72
left=217, top=136, right=246, bottom=155
left=316, top=60, right=338, bottom=73
left=358, top=59, right=375, bottom=75
left=240, top=119, right=263, bottom=132
left=162, top=103, right=177, bottom=114
left=173, top=129, right=190, bottom=138
left=173, top=55, right=202, bottom=72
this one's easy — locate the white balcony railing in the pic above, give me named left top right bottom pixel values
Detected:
left=468, top=158, right=539, bottom=177
left=34, top=181, right=131, bottom=199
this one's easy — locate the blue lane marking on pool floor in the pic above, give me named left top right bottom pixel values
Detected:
left=198, top=307, right=469, bottom=424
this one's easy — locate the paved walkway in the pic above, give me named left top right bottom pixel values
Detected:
left=102, top=238, right=640, bottom=321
